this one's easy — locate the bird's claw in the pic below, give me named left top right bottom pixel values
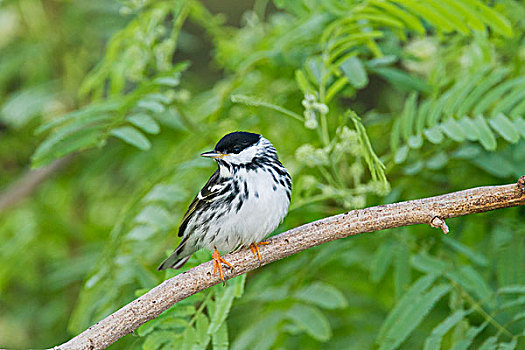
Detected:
left=212, top=247, right=231, bottom=285
left=249, top=241, right=268, bottom=261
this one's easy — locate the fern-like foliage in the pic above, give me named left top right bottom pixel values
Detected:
left=391, top=67, right=525, bottom=164
left=31, top=2, right=191, bottom=168
left=31, top=63, right=188, bottom=167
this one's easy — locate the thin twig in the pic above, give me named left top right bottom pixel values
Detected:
left=52, top=176, right=525, bottom=350
left=0, top=155, right=73, bottom=212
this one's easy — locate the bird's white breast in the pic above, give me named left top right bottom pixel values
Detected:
left=202, top=167, right=290, bottom=252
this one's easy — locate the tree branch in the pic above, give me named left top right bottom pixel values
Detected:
left=0, top=155, right=73, bottom=213
left=52, top=176, right=525, bottom=350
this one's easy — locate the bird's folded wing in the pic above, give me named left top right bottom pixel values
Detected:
left=178, top=170, right=222, bottom=237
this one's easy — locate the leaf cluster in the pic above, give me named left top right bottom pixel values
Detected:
left=0, top=0, right=524, bottom=349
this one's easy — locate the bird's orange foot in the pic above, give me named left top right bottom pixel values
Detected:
left=212, top=247, right=231, bottom=285
left=249, top=241, right=269, bottom=261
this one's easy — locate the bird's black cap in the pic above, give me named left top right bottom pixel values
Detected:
left=215, top=131, right=261, bottom=154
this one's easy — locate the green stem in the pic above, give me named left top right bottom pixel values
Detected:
left=318, top=55, right=330, bottom=146
left=188, top=292, right=213, bottom=327
left=451, top=280, right=513, bottom=339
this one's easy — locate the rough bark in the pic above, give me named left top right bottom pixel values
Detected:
left=53, top=176, right=525, bottom=350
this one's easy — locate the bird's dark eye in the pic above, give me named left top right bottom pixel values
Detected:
left=232, top=146, right=241, bottom=153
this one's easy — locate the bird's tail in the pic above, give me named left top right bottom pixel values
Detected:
left=157, top=252, right=191, bottom=270
left=158, top=236, right=192, bottom=270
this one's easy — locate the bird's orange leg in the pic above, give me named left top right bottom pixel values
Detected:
left=249, top=241, right=269, bottom=261
left=212, top=247, right=231, bottom=285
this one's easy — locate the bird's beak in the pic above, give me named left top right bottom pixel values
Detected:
left=200, top=151, right=227, bottom=159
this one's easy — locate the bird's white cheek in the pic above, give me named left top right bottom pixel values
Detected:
left=227, top=147, right=258, bottom=165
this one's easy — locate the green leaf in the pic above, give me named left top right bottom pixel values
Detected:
left=127, top=113, right=160, bottom=134
left=441, top=236, right=489, bottom=266
left=378, top=284, right=451, bottom=350
left=366, top=55, right=398, bottom=67
left=470, top=0, right=513, bottom=36
left=489, top=113, right=520, bottom=143
left=355, top=11, right=405, bottom=29
left=370, top=0, right=425, bottom=33
left=294, top=282, right=348, bottom=309
left=445, top=68, right=489, bottom=117
left=473, top=115, right=497, bottom=151
left=252, top=286, right=289, bottom=302
left=511, top=311, right=525, bottom=323
left=496, top=296, right=525, bottom=311
left=411, top=253, right=451, bottom=275
left=458, top=117, right=480, bottom=141
left=440, top=117, right=466, bottom=142
left=32, top=126, right=104, bottom=168
left=35, top=100, right=118, bottom=134
left=340, top=56, right=368, bottom=89
left=510, top=99, right=525, bottom=118
left=394, top=0, right=455, bottom=32
left=136, top=312, right=187, bottom=336
left=212, top=323, right=229, bottom=350
left=497, top=285, right=525, bottom=294
left=370, top=240, right=395, bottom=283
left=497, top=338, right=518, bottom=350
left=234, top=274, right=246, bottom=298
left=426, top=152, right=448, bottom=170
left=154, top=76, right=181, bottom=87
left=470, top=153, right=515, bottom=178
left=394, top=145, right=409, bottom=164
left=0, top=84, right=55, bottom=128
left=428, top=92, right=450, bottom=127
left=110, top=126, right=151, bottom=150
left=402, top=92, right=418, bottom=142
left=181, top=324, right=197, bottom=350
left=407, top=135, right=423, bottom=149
left=416, top=99, right=432, bottom=135
left=447, top=266, right=493, bottom=302
left=142, top=330, right=178, bottom=350
left=371, top=67, right=431, bottom=93
left=305, top=56, right=323, bottom=85
left=394, top=242, right=411, bottom=299
left=286, top=304, right=332, bottom=341
left=231, top=312, right=282, bottom=350
left=391, top=118, right=402, bottom=152
left=472, top=77, right=525, bottom=115
left=478, top=336, right=497, bottom=350
left=377, top=274, right=438, bottom=342
left=137, top=99, right=165, bottom=114
left=430, top=0, right=473, bottom=33
left=325, top=76, right=349, bottom=103
left=208, top=285, right=236, bottom=334
left=456, top=68, right=508, bottom=117
left=424, top=125, right=445, bottom=144
left=423, top=310, right=467, bottom=350
left=451, top=322, right=488, bottom=350
left=195, top=313, right=211, bottom=350
left=513, top=118, right=525, bottom=138
left=295, top=69, right=316, bottom=95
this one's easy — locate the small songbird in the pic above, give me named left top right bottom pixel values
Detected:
left=158, top=131, right=292, bottom=282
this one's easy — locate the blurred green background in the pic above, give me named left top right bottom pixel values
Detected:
left=1, top=0, right=524, bottom=349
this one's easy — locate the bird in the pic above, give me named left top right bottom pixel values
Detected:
left=157, top=131, right=292, bottom=283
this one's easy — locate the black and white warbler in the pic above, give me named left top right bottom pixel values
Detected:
left=158, top=131, right=292, bottom=282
